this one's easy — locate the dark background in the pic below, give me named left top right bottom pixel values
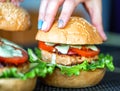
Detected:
left=110, top=0, right=120, bottom=33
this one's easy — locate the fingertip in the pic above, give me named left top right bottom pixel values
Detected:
left=58, top=0, right=77, bottom=29
left=102, top=32, right=107, bottom=41
left=41, top=21, right=48, bottom=31
left=94, top=24, right=107, bottom=41
left=38, top=20, right=43, bottom=30
left=58, top=19, right=64, bottom=28
left=41, top=21, right=51, bottom=32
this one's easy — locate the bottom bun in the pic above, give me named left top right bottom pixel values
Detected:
left=0, top=78, right=37, bottom=91
left=41, top=68, right=105, bottom=88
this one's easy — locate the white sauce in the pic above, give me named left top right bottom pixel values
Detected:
left=1, top=38, right=21, bottom=48
left=0, top=38, right=23, bottom=57
left=0, top=44, right=22, bottom=57
left=51, top=54, right=56, bottom=64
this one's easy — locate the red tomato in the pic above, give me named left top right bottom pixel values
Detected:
left=69, top=47, right=99, bottom=57
left=38, top=41, right=99, bottom=57
left=38, top=41, right=54, bottom=52
left=0, top=49, right=28, bottom=65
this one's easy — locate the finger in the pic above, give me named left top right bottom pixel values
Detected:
left=38, top=0, right=49, bottom=30
left=58, top=0, right=81, bottom=28
left=84, top=0, right=107, bottom=41
left=19, top=0, right=23, bottom=2
left=39, top=0, right=49, bottom=20
left=12, top=1, right=20, bottom=6
left=41, top=0, right=64, bottom=31
left=0, top=0, right=6, bottom=2
left=11, top=0, right=21, bottom=6
left=11, top=0, right=23, bottom=3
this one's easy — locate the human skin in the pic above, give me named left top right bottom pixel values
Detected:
left=0, top=0, right=23, bottom=6
left=38, top=0, right=107, bottom=41
left=0, top=0, right=107, bottom=41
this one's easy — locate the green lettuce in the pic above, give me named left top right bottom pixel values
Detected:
left=0, top=48, right=115, bottom=79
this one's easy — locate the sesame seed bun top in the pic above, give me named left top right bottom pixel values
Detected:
left=36, top=17, right=103, bottom=45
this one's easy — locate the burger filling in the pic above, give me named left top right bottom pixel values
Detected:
left=0, top=38, right=46, bottom=79
left=38, top=41, right=99, bottom=65
left=0, top=39, right=114, bottom=78
left=41, top=49, right=98, bottom=66
left=39, top=41, right=99, bottom=57
left=0, top=38, right=28, bottom=65
left=27, top=41, right=115, bottom=77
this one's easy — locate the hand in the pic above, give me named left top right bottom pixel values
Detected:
left=38, top=0, right=107, bottom=41
left=11, top=0, right=23, bottom=6
left=0, top=0, right=23, bottom=6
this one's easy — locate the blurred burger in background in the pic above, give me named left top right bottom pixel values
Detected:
left=0, top=2, right=37, bottom=91
left=0, top=2, right=31, bottom=31
left=0, top=38, right=37, bottom=91
left=29, top=17, right=115, bottom=88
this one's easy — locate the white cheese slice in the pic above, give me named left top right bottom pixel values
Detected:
left=71, top=45, right=98, bottom=51
left=1, top=38, right=21, bottom=48
left=55, top=45, right=70, bottom=54
left=86, top=45, right=98, bottom=51
left=45, top=42, right=55, bottom=46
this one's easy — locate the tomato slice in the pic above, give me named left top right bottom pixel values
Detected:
left=69, top=47, right=99, bottom=57
left=38, top=41, right=54, bottom=52
left=0, top=49, right=28, bottom=65
left=38, top=41, right=99, bottom=57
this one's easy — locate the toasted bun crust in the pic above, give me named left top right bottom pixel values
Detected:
left=41, top=68, right=105, bottom=88
left=36, top=17, right=103, bottom=44
left=0, top=2, right=31, bottom=31
left=0, top=78, right=37, bottom=91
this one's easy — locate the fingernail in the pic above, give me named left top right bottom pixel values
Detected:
left=58, top=19, right=64, bottom=28
left=41, top=21, right=48, bottom=31
left=38, top=20, right=43, bottom=30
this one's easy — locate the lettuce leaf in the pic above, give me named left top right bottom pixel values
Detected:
left=56, top=54, right=114, bottom=76
left=0, top=48, right=115, bottom=79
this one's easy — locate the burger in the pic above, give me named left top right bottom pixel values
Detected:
left=0, top=2, right=30, bottom=31
left=0, top=38, right=37, bottom=91
left=0, top=2, right=37, bottom=91
left=28, top=17, right=115, bottom=88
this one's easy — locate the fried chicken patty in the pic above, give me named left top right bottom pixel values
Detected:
left=41, top=50, right=98, bottom=66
